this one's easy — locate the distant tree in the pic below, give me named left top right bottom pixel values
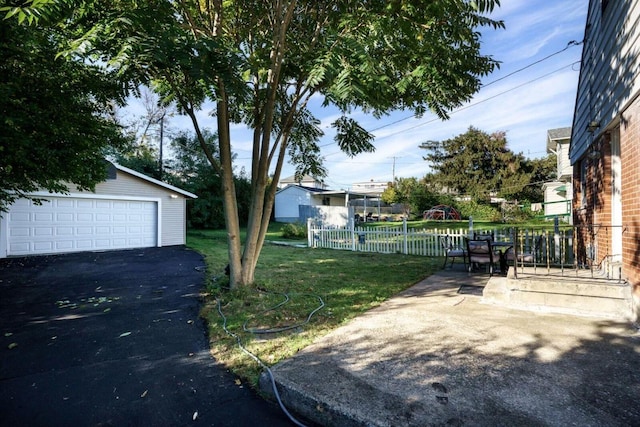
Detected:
left=166, top=131, right=251, bottom=228
left=108, top=141, right=164, bottom=180
left=382, top=177, right=441, bottom=218
left=106, top=89, right=176, bottom=180
left=0, top=14, right=127, bottom=212
left=421, top=127, right=529, bottom=201
left=511, top=154, right=557, bottom=203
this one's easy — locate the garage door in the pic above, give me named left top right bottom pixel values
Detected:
left=7, top=197, right=158, bottom=256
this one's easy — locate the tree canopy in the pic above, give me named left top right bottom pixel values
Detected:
left=421, top=126, right=531, bottom=201
left=381, top=177, right=441, bottom=217
left=0, top=10, right=127, bottom=212
left=5, top=0, right=504, bottom=287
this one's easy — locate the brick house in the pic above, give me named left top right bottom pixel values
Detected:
left=569, top=0, right=640, bottom=316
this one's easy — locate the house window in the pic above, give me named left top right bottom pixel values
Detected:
left=580, top=159, right=587, bottom=208
left=322, top=197, right=330, bottom=206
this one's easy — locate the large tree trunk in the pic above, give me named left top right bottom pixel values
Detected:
left=228, top=1, right=297, bottom=287
left=216, top=86, right=244, bottom=287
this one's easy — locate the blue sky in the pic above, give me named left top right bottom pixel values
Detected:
left=125, top=1, right=589, bottom=190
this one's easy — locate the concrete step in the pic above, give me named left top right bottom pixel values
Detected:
left=482, top=269, right=634, bottom=321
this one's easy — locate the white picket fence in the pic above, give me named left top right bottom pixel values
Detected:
left=307, top=218, right=480, bottom=257
left=306, top=218, right=578, bottom=265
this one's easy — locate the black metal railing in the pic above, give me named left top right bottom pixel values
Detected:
left=508, top=224, right=625, bottom=280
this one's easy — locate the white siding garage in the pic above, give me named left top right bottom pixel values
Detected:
left=0, top=162, right=197, bottom=258
left=7, top=196, right=158, bottom=256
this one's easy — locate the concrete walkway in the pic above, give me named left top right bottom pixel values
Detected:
left=262, top=267, right=640, bottom=426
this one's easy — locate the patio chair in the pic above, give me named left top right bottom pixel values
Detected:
left=440, top=235, right=467, bottom=269
left=504, top=235, right=543, bottom=265
left=474, top=231, right=494, bottom=241
left=466, top=238, right=498, bottom=276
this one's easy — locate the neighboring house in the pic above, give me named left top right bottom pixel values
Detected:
left=274, top=185, right=370, bottom=226
left=275, top=185, right=329, bottom=223
left=351, top=180, right=389, bottom=197
left=543, top=127, right=573, bottom=221
left=569, top=1, right=639, bottom=310
left=278, top=174, right=327, bottom=190
left=0, top=162, right=197, bottom=258
left=542, top=183, right=571, bottom=220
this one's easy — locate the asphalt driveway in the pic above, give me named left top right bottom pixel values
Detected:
left=0, top=246, right=291, bottom=426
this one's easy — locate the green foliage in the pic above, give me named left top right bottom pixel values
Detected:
left=421, top=127, right=530, bottom=201
left=500, top=201, right=536, bottom=223
left=38, top=0, right=504, bottom=287
left=455, top=200, right=501, bottom=222
left=0, top=14, right=128, bottom=211
left=383, top=177, right=444, bottom=218
left=511, top=154, right=557, bottom=203
left=165, top=131, right=251, bottom=229
left=108, top=141, right=163, bottom=180
left=280, top=223, right=307, bottom=239
left=333, top=116, right=375, bottom=157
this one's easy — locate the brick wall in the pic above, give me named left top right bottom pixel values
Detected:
left=620, top=95, right=640, bottom=300
left=573, top=94, right=640, bottom=309
left=572, top=136, right=612, bottom=267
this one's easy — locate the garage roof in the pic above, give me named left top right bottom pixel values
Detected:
left=111, top=162, right=198, bottom=199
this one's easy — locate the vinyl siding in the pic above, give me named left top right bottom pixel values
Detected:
left=571, top=0, right=640, bottom=163
left=275, top=186, right=312, bottom=222
left=93, top=172, right=187, bottom=246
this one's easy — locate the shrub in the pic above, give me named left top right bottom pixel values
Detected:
left=455, top=201, right=501, bottom=222
left=280, top=222, right=307, bottom=239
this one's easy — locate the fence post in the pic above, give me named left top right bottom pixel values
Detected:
left=553, top=217, right=560, bottom=263
left=351, top=218, right=356, bottom=251
left=403, top=217, right=408, bottom=254
left=307, top=218, right=313, bottom=248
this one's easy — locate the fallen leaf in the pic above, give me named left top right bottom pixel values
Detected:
left=103, top=308, right=111, bottom=313
left=234, top=379, right=241, bottom=386
left=141, top=390, right=148, bottom=398
left=193, top=411, right=198, bottom=421
left=119, top=332, right=132, bottom=338
left=8, top=342, right=18, bottom=349
left=51, top=336, right=57, bottom=340
left=4, top=332, right=12, bottom=337
left=187, top=320, right=194, bottom=324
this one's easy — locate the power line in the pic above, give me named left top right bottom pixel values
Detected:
left=319, top=59, right=579, bottom=156
left=371, top=60, right=581, bottom=139
left=246, top=42, right=583, bottom=163
left=368, top=39, right=583, bottom=133
left=481, top=40, right=583, bottom=88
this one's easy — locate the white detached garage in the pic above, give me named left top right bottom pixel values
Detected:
left=0, top=162, right=197, bottom=258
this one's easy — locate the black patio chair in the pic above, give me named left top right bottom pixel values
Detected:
left=466, top=238, right=498, bottom=276
left=504, top=234, right=544, bottom=265
left=440, top=235, right=467, bottom=269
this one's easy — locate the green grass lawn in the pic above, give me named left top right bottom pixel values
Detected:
left=187, top=227, right=441, bottom=387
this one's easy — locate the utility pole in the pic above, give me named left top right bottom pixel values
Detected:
left=158, top=110, right=166, bottom=179
left=389, top=156, right=402, bottom=181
